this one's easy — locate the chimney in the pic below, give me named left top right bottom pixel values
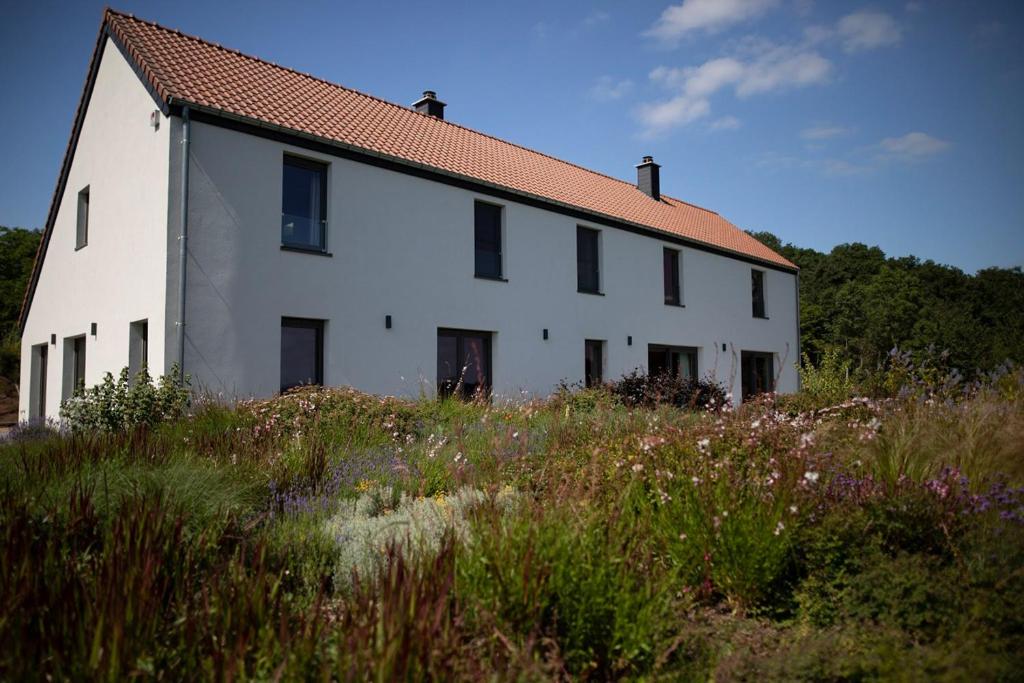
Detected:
left=412, top=90, right=446, bottom=119
left=636, top=155, right=661, bottom=200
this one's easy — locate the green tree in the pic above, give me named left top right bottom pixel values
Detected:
left=0, top=226, right=42, bottom=383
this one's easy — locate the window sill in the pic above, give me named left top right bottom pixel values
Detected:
left=753, top=314, right=770, bottom=320
left=664, top=302, right=686, bottom=308
left=474, top=274, right=508, bottom=282
left=577, top=289, right=605, bottom=296
left=75, top=244, right=87, bottom=251
left=281, top=245, right=333, bottom=257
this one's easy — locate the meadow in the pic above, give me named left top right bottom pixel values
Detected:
left=1, top=361, right=1022, bottom=680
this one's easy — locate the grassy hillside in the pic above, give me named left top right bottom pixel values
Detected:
left=1, top=368, right=1022, bottom=680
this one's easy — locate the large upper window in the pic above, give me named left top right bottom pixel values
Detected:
left=585, top=339, right=604, bottom=387
left=752, top=269, right=766, bottom=318
left=648, top=345, right=697, bottom=379
left=437, top=328, right=492, bottom=399
left=76, top=186, right=89, bottom=249
left=281, top=156, right=327, bottom=251
left=577, top=226, right=601, bottom=294
left=664, top=248, right=680, bottom=305
left=281, top=318, right=324, bottom=391
left=474, top=201, right=503, bottom=279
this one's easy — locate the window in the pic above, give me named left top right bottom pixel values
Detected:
left=30, top=343, right=48, bottom=420
left=648, top=345, right=698, bottom=379
left=281, top=318, right=324, bottom=391
left=577, top=226, right=601, bottom=293
left=76, top=186, right=89, bottom=249
left=63, top=335, right=86, bottom=399
left=741, top=351, right=774, bottom=400
left=281, top=156, right=327, bottom=251
left=664, top=248, right=680, bottom=305
left=585, top=339, right=604, bottom=387
left=752, top=269, right=766, bottom=318
left=474, top=201, right=503, bottom=279
left=129, top=319, right=149, bottom=381
left=437, top=329, right=492, bottom=399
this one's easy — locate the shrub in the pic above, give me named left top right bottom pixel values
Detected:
left=607, top=370, right=728, bottom=410
left=783, top=349, right=857, bottom=412
left=323, top=485, right=517, bottom=586
left=59, top=365, right=190, bottom=432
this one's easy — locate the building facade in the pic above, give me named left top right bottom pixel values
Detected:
left=19, top=11, right=799, bottom=421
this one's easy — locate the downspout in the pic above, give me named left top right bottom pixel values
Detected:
left=176, top=106, right=190, bottom=384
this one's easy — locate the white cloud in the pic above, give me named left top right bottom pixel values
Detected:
left=801, top=124, right=850, bottom=140
left=837, top=11, right=902, bottom=53
left=710, top=115, right=742, bottom=130
left=590, top=76, right=634, bottom=101
left=583, top=9, right=610, bottom=27
left=735, top=44, right=832, bottom=95
left=638, top=42, right=831, bottom=135
left=878, top=132, right=951, bottom=160
left=646, top=0, right=779, bottom=42
left=636, top=97, right=712, bottom=135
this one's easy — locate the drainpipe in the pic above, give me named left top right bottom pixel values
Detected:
left=176, top=106, right=190, bottom=384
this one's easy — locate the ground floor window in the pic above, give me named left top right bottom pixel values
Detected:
left=63, top=335, right=86, bottom=400
left=437, top=328, right=492, bottom=399
left=648, top=344, right=698, bottom=379
left=30, top=343, right=48, bottom=420
left=129, top=319, right=148, bottom=381
left=585, top=339, right=604, bottom=387
left=741, top=351, right=775, bottom=400
left=281, top=317, right=324, bottom=392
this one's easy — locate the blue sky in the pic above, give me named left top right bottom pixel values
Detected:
left=1, top=0, right=1021, bottom=272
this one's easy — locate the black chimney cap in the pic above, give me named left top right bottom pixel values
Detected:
left=413, top=90, right=447, bottom=119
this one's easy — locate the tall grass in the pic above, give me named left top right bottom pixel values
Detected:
left=1, top=375, right=1022, bottom=679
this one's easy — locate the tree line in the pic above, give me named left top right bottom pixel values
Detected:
left=750, top=231, right=1024, bottom=377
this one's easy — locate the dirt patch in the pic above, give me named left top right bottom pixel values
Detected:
left=0, top=377, right=18, bottom=426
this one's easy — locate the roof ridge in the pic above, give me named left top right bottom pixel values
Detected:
left=104, top=8, right=721, bottom=217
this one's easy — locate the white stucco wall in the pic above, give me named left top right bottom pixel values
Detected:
left=181, top=121, right=798, bottom=403
left=18, top=38, right=170, bottom=421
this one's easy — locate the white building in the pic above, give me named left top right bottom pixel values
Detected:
left=19, top=10, right=799, bottom=421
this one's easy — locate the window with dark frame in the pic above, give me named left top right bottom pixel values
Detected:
left=73, top=336, right=86, bottom=394
left=474, top=201, right=503, bottom=279
left=281, top=318, right=324, bottom=392
left=664, top=248, right=680, bottom=305
left=129, top=320, right=149, bottom=382
left=741, top=351, right=774, bottom=400
left=584, top=339, right=604, bottom=387
left=76, top=186, right=89, bottom=249
left=32, top=344, right=47, bottom=420
left=437, top=328, right=492, bottom=399
left=577, top=226, right=601, bottom=293
left=648, top=344, right=698, bottom=379
left=752, top=269, right=766, bottom=318
left=281, top=156, right=327, bottom=251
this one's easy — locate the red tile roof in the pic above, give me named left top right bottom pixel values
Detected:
left=106, top=10, right=795, bottom=269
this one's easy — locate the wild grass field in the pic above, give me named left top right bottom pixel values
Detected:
left=1, top=362, right=1023, bottom=680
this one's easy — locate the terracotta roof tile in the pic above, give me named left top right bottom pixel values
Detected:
left=105, top=10, right=793, bottom=269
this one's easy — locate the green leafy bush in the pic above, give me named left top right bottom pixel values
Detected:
left=59, top=365, right=190, bottom=432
